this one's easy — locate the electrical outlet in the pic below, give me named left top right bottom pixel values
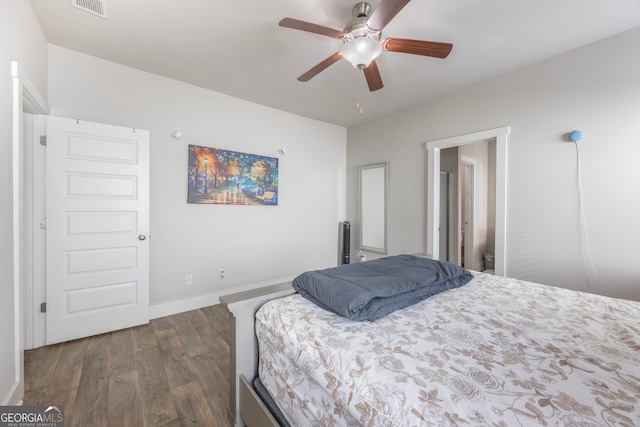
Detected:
left=185, top=274, right=193, bottom=286
left=219, top=269, right=226, bottom=279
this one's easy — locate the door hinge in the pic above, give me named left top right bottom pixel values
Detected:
left=40, top=135, right=47, bottom=146
left=40, top=302, right=46, bottom=313
left=40, top=218, right=46, bottom=230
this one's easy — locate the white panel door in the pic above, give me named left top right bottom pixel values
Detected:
left=46, top=116, right=149, bottom=344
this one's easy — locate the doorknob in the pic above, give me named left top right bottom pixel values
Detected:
left=138, top=235, right=147, bottom=241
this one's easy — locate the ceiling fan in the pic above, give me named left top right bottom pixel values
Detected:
left=279, top=0, right=453, bottom=91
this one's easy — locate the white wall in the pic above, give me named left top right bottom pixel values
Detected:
left=48, top=45, right=346, bottom=314
left=347, top=27, right=640, bottom=301
left=0, top=0, right=48, bottom=405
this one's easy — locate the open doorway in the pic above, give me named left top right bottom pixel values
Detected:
left=426, top=127, right=509, bottom=276
left=438, top=143, right=494, bottom=271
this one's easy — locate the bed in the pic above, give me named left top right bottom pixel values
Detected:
left=221, top=256, right=640, bottom=427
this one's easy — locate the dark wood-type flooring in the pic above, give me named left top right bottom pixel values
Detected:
left=24, top=304, right=233, bottom=427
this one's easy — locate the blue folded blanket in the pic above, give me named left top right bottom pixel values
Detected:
left=292, top=255, right=473, bottom=321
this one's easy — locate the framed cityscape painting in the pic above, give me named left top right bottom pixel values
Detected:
left=188, top=144, right=278, bottom=205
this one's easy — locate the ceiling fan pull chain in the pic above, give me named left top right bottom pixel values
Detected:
left=355, top=67, right=367, bottom=115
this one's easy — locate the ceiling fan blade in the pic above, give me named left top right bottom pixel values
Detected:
left=382, top=38, right=453, bottom=58
left=279, top=17, right=344, bottom=39
left=297, top=52, right=343, bottom=82
left=363, top=60, right=384, bottom=91
left=366, top=0, right=411, bottom=32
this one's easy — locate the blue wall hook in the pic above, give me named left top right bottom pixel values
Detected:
left=569, top=130, right=583, bottom=142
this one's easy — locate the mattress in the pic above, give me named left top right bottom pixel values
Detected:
left=256, top=271, right=640, bottom=426
left=252, top=376, right=292, bottom=427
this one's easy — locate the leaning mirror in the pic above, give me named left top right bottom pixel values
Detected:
left=359, top=162, right=388, bottom=254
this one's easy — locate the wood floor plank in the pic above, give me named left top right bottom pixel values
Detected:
left=133, top=322, right=158, bottom=352
left=163, top=355, right=197, bottom=390
left=51, top=337, right=89, bottom=391
left=47, top=387, right=79, bottom=426
left=167, top=310, right=192, bottom=326
left=136, top=346, right=178, bottom=426
left=108, top=372, right=144, bottom=427
left=135, top=347, right=169, bottom=389
left=182, top=307, right=212, bottom=328
left=110, top=328, right=137, bottom=376
left=156, top=328, right=197, bottom=389
left=24, top=341, right=64, bottom=392
left=189, top=352, right=230, bottom=421
left=140, top=389, right=179, bottom=427
left=173, top=316, right=209, bottom=357
left=75, top=360, right=110, bottom=427
left=172, top=381, right=220, bottom=427
left=135, top=345, right=169, bottom=388
left=83, top=332, right=112, bottom=373
left=201, top=305, right=230, bottom=341
left=155, top=328, right=186, bottom=360
left=150, top=315, right=174, bottom=333
left=196, top=323, right=229, bottom=356
left=197, top=324, right=231, bottom=383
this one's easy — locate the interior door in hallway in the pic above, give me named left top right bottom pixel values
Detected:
left=46, top=116, right=150, bottom=344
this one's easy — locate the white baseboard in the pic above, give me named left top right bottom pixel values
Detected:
left=149, top=276, right=295, bottom=320
left=2, top=380, right=23, bottom=406
left=149, top=293, right=221, bottom=320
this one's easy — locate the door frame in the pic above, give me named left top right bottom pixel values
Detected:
left=426, top=126, right=509, bottom=276
left=11, top=61, right=49, bottom=404
left=460, top=156, right=476, bottom=270
left=438, top=171, right=450, bottom=261
left=23, top=114, right=47, bottom=350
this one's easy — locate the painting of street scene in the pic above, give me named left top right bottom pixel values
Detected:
left=187, top=144, right=278, bottom=205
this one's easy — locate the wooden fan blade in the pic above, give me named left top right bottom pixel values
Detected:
left=366, top=0, right=411, bottom=32
left=279, top=18, right=344, bottom=39
left=382, top=38, right=453, bottom=58
left=297, top=52, right=343, bottom=82
left=363, top=60, right=384, bottom=91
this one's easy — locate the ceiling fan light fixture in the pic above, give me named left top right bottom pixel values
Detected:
left=341, top=37, right=382, bottom=69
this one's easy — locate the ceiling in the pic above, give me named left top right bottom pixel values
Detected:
left=29, top=0, right=640, bottom=127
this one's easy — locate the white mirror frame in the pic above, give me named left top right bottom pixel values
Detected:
left=359, top=162, right=388, bottom=254
left=426, top=127, right=509, bottom=276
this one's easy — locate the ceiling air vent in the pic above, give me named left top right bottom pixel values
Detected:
left=71, top=0, right=107, bottom=19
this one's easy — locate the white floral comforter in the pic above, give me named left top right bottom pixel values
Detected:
left=256, top=272, right=640, bottom=427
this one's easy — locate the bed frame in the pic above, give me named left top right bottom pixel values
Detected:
left=220, top=282, right=295, bottom=427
